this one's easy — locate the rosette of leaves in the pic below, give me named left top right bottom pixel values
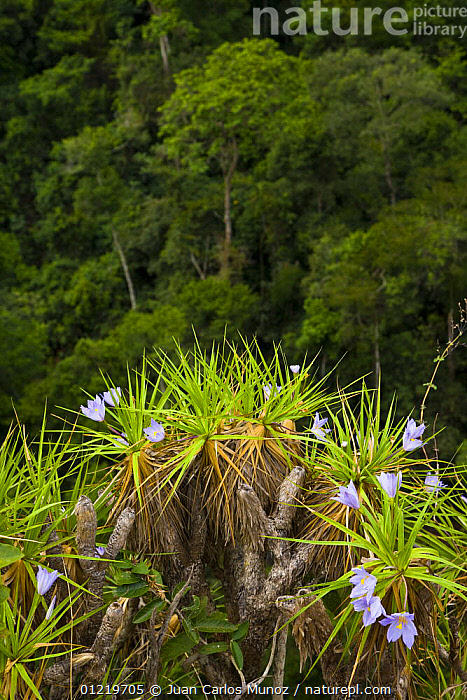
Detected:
left=73, top=359, right=176, bottom=557
left=138, top=338, right=331, bottom=553
left=287, top=460, right=467, bottom=697
left=87, top=338, right=333, bottom=563
left=412, top=477, right=467, bottom=693
left=0, top=420, right=84, bottom=616
left=0, top=424, right=112, bottom=699
left=298, top=385, right=430, bottom=580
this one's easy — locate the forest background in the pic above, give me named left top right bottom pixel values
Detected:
left=0, top=0, right=466, bottom=457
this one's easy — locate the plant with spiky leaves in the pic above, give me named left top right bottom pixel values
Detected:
left=284, top=427, right=467, bottom=698
left=297, top=384, right=431, bottom=581
left=75, top=339, right=333, bottom=561
left=66, top=337, right=340, bottom=685
left=2, top=336, right=466, bottom=699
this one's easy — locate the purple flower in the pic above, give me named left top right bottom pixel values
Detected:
left=424, top=473, right=446, bottom=493
left=95, top=546, right=105, bottom=557
left=311, top=412, right=331, bottom=441
left=36, top=566, right=61, bottom=596
left=461, top=494, right=467, bottom=505
left=143, top=419, right=165, bottom=443
left=102, top=387, right=122, bottom=407
left=352, top=595, right=385, bottom=626
left=349, top=566, right=377, bottom=599
left=112, top=432, right=129, bottom=448
left=377, top=472, right=402, bottom=498
left=403, top=418, right=425, bottom=451
left=331, top=480, right=360, bottom=509
left=380, top=612, right=418, bottom=648
left=80, top=396, right=105, bottom=422
left=45, top=595, right=57, bottom=620
left=263, top=383, right=282, bottom=400
left=290, top=365, right=301, bottom=374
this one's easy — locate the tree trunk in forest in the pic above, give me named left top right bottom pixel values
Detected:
left=159, top=34, right=170, bottom=76
left=190, top=251, right=206, bottom=280
left=96, top=169, right=137, bottom=311
left=220, top=138, right=238, bottom=278
left=374, top=80, right=397, bottom=207
left=148, top=3, right=171, bottom=76
left=112, top=227, right=137, bottom=310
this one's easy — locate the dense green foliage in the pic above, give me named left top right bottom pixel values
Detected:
left=1, top=0, right=466, bottom=455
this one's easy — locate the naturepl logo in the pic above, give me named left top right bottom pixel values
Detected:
left=252, top=3, right=467, bottom=39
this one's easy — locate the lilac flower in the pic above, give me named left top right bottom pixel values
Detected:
left=424, top=473, right=446, bottom=493
left=331, top=480, right=360, bottom=509
left=380, top=612, right=418, bottom=648
left=263, top=383, right=282, bottom=400
left=36, top=566, right=61, bottom=595
left=377, top=472, right=402, bottom=498
left=80, top=396, right=105, bottom=422
left=311, top=412, right=331, bottom=441
left=352, top=595, right=385, bottom=626
left=461, top=494, right=467, bottom=505
left=143, top=419, right=165, bottom=443
left=349, top=566, right=377, bottom=599
left=113, top=432, right=129, bottom=448
left=102, top=387, right=122, bottom=407
left=403, top=418, right=425, bottom=451
left=45, top=595, right=57, bottom=620
left=290, top=365, right=301, bottom=374
left=95, top=547, right=105, bottom=557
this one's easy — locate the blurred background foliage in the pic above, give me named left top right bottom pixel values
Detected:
left=0, top=0, right=466, bottom=457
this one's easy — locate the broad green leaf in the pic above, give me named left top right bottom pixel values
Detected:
left=0, top=586, right=10, bottom=604
left=0, top=544, right=23, bottom=567
left=230, top=640, right=243, bottom=669
left=133, top=598, right=166, bottom=624
left=182, top=617, right=200, bottom=643
left=231, top=620, right=249, bottom=641
left=132, top=561, right=150, bottom=575
left=114, top=581, right=149, bottom=598
left=112, top=570, right=141, bottom=585
left=160, top=633, right=197, bottom=662
left=195, top=619, right=239, bottom=634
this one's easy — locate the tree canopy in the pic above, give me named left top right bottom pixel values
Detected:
left=0, top=0, right=466, bottom=459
